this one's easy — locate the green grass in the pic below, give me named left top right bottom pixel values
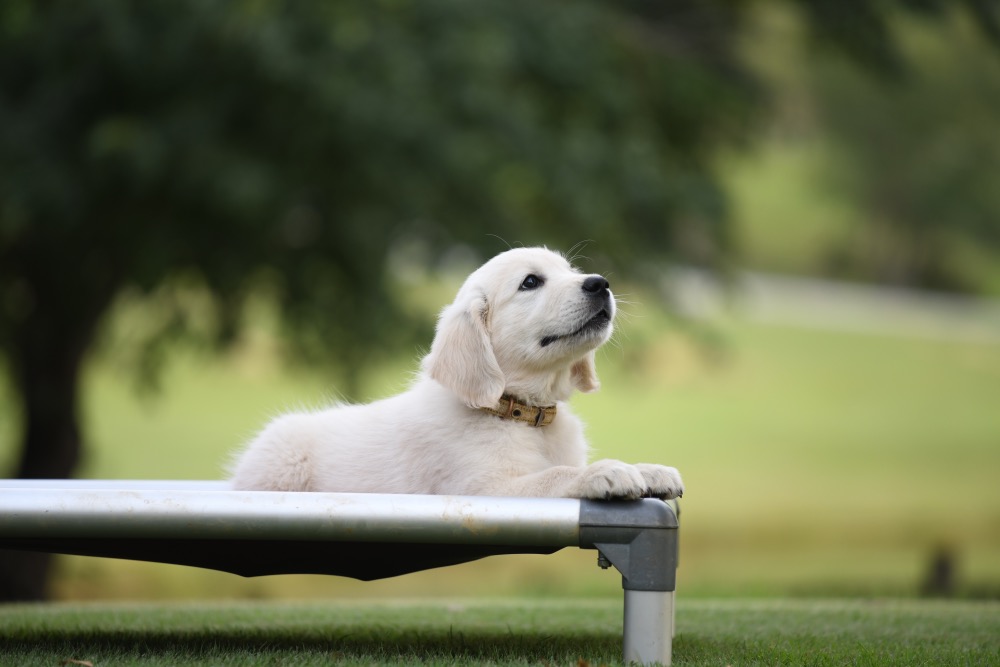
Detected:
left=585, top=318, right=1000, bottom=597
left=1, top=598, right=998, bottom=666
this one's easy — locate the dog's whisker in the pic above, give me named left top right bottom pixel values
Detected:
left=565, top=240, right=593, bottom=266
left=613, top=301, right=641, bottom=313
left=486, top=233, right=515, bottom=251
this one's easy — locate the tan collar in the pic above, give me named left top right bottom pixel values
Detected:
left=481, top=394, right=557, bottom=427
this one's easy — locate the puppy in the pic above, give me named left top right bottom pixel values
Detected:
left=229, top=247, right=683, bottom=500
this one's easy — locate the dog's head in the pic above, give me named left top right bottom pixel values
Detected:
left=423, top=247, right=615, bottom=407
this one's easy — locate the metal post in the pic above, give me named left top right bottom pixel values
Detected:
left=579, top=499, right=679, bottom=667
left=624, top=589, right=674, bottom=665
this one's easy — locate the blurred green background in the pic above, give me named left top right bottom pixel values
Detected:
left=2, top=1, right=999, bottom=601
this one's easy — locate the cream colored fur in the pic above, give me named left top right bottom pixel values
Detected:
left=229, top=247, right=683, bottom=500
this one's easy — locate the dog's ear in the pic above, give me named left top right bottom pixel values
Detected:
left=570, top=351, right=601, bottom=393
left=425, top=294, right=506, bottom=408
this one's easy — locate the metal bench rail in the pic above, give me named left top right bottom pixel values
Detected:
left=0, top=480, right=679, bottom=665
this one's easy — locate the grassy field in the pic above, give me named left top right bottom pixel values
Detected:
left=2, top=598, right=998, bottom=666
left=2, top=289, right=999, bottom=600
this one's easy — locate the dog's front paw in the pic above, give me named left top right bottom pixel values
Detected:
left=634, top=463, right=684, bottom=500
left=573, top=459, right=647, bottom=500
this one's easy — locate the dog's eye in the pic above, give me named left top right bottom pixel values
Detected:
left=519, top=274, right=544, bottom=291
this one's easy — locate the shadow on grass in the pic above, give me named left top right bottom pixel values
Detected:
left=4, top=627, right=623, bottom=665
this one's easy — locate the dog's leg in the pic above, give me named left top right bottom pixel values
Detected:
left=489, top=459, right=681, bottom=500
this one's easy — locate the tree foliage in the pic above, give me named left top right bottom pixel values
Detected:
left=809, top=10, right=1000, bottom=291
left=0, top=0, right=757, bottom=599
left=0, top=0, right=756, bottom=384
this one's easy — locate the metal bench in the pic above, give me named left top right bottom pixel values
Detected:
left=0, top=479, right=679, bottom=665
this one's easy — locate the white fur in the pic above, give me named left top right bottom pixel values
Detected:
left=229, top=247, right=683, bottom=500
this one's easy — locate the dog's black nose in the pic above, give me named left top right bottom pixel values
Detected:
left=582, top=275, right=610, bottom=293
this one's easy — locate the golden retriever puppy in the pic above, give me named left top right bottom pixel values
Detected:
left=229, top=247, right=683, bottom=500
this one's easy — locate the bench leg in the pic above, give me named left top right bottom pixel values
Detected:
left=580, top=499, right=679, bottom=665
left=623, top=589, right=674, bottom=665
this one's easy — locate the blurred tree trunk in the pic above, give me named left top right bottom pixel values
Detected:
left=0, top=306, right=98, bottom=601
